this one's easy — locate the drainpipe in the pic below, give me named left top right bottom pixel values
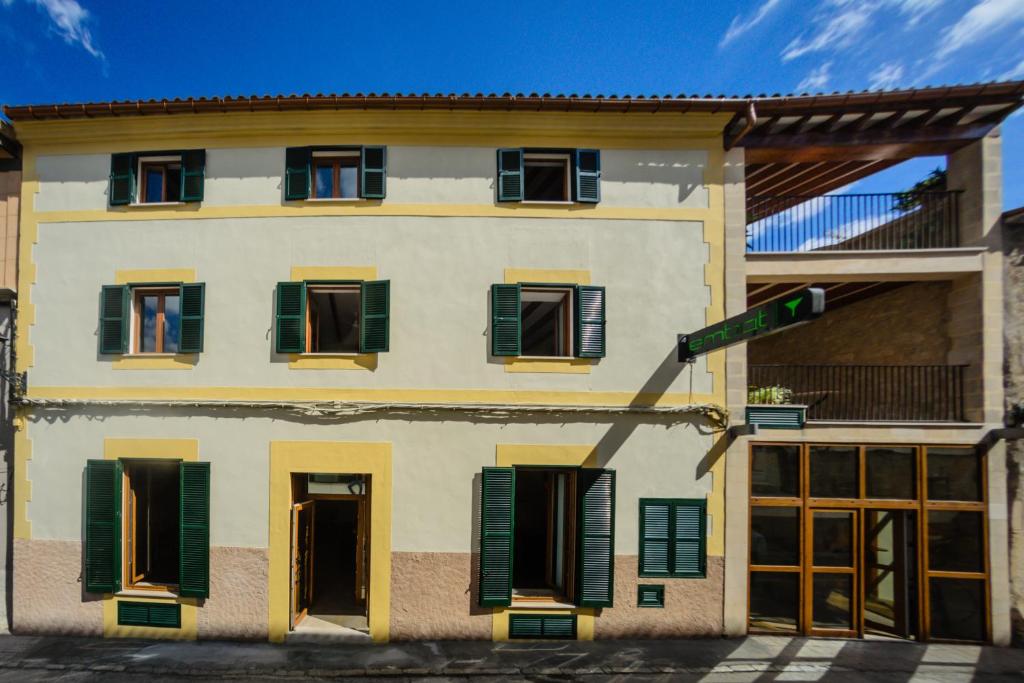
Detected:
left=725, top=101, right=758, bottom=151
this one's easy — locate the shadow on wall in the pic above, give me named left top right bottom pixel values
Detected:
left=467, top=471, right=488, bottom=617
left=605, top=159, right=707, bottom=206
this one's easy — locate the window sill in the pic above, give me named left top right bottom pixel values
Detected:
left=304, top=198, right=370, bottom=203
left=116, top=588, right=179, bottom=599
left=111, top=354, right=198, bottom=370
left=288, top=353, right=378, bottom=370
left=126, top=202, right=186, bottom=207
left=519, top=200, right=575, bottom=206
left=510, top=596, right=577, bottom=610
left=504, top=357, right=592, bottom=374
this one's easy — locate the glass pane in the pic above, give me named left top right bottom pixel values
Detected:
left=929, top=578, right=986, bottom=641
left=927, top=448, right=982, bottom=502
left=163, top=295, right=180, bottom=353
left=308, top=288, right=360, bottom=353
left=928, top=510, right=984, bottom=572
left=144, top=168, right=163, bottom=203
left=749, top=572, right=799, bottom=633
left=314, top=165, right=334, bottom=198
left=809, top=446, right=858, bottom=498
left=523, top=159, right=567, bottom=201
left=751, top=445, right=800, bottom=497
left=812, top=573, right=854, bottom=630
left=813, top=511, right=854, bottom=567
left=166, top=165, right=181, bottom=201
left=339, top=164, right=358, bottom=198
left=139, top=295, right=158, bottom=352
left=750, top=506, right=800, bottom=566
left=866, top=447, right=916, bottom=499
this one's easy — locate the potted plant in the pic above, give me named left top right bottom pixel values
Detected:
left=746, top=385, right=806, bottom=429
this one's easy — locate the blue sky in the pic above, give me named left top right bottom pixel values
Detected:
left=1, top=0, right=1022, bottom=207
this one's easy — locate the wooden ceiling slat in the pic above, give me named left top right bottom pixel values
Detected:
left=748, top=163, right=820, bottom=195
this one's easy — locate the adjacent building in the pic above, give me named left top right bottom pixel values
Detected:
left=2, top=81, right=1022, bottom=644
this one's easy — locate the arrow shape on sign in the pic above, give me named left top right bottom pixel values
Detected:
left=784, top=296, right=802, bottom=318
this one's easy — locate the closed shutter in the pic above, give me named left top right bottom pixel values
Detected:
left=99, top=285, right=130, bottom=355
left=490, top=284, right=521, bottom=357
left=574, top=285, right=606, bottom=358
left=180, top=149, right=206, bottom=202
left=673, top=500, right=706, bottom=578
left=285, top=147, right=311, bottom=200
left=497, top=148, right=524, bottom=202
left=109, top=153, right=136, bottom=205
left=179, top=461, right=210, bottom=598
left=275, top=282, right=306, bottom=354
left=573, top=149, right=601, bottom=203
left=509, top=614, right=577, bottom=639
left=359, top=280, right=390, bottom=353
left=178, top=283, right=205, bottom=353
left=637, top=584, right=665, bottom=608
left=85, top=459, right=122, bottom=594
left=117, top=601, right=182, bottom=628
left=639, top=498, right=706, bottom=578
left=639, top=500, right=671, bottom=576
left=576, top=469, right=615, bottom=607
left=361, top=146, right=387, bottom=199
left=479, top=467, right=515, bottom=607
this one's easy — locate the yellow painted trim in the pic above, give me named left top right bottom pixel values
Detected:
left=495, top=443, right=598, bottom=468
left=287, top=354, right=377, bottom=370
left=104, top=438, right=199, bottom=461
left=290, top=266, right=377, bottom=281
left=26, top=385, right=718, bottom=408
left=16, top=152, right=39, bottom=370
left=102, top=596, right=198, bottom=640
left=504, top=268, right=591, bottom=285
left=114, top=268, right=196, bottom=285
left=504, top=357, right=592, bottom=374
left=491, top=608, right=595, bottom=642
left=112, top=354, right=198, bottom=370
left=268, top=441, right=392, bottom=643
left=12, top=411, right=32, bottom=539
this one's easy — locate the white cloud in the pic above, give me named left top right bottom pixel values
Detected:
left=869, top=62, right=906, bottom=90
left=797, top=62, right=833, bottom=91
left=892, top=0, right=944, bottom=25
left=782, top=4, right=872, bottom=62
left=8, top=0, right=103, bottom=59
left=935, top=0, right=1024, bottom=60
left=720, top=0, right=785, bottom=47
left=1000, top=57, right=1024, bottom=81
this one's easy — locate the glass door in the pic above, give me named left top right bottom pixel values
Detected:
left=863, top=509, right=917, bottom=639
left=806, top=509, right=858, bottom=637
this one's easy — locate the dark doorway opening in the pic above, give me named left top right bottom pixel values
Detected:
left=311, top=499, right=362, bottom=618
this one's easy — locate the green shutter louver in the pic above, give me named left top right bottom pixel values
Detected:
left=639, top=501, right=671, bottom=576
left=577, top=469, right=615, bottom=608
left=497, top=148, right=524, bottom=202
left=179, top=461, right=210, bottom=598
left=85, top=459, right=121, bottom=594
left=100, top=285, right=130, bottom=355
left=479, top=467, right=515, bottom=607
left=574, top=286, right=606, bottom=358
left=361, top=146, right=387, bottom=199
left=180, top=149, right=206, bottom=202
left=574, top=149, right=601, bottom=203
left=674, top=501, right=706, bottom=578
left=178, top=283, right=205, bottom=353
left=117, top=601, right=181, bottom=628
left=109, top=153, right=136, bottom=205
left=490, top=284, right=521, bottom=357
left=359, top=279, right=390, bottom=353
left=639, top=499, right=706, bottom=578
left=509, top=614, right=577, bottom=639
left=637, top=584, right=665, bottom=608
left=285, top=147, right=311, bottom=200
left=275, top=282, right=306, bottom=354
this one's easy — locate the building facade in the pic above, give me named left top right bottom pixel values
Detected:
left=3, top=83, right=1023, bottom=644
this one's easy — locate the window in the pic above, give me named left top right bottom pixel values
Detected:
left=132, top=287, right=180, bottom=354
left=274, top=280, right=390, bottom=354
left=285, top=146, right=387, bottom=200
left=123, top=460, right=180, bottom=589
left=512, top=468, right=577, bottom=600
left=108, top=150, right=205, bottom=206
left=99, top=283, right=205, bottom=355
left=139, top=157, right=182, bottom=204
left=313, top=152, right=360, bottom=199
left=490, top=283, right=606, bottom=359
left=638, top=498, right=707, bottom=578
left=523, top=153, right=570, bottom=202
left=496, top=148, right=601, bottom=203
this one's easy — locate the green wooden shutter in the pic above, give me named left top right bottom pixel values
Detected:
left=574, top=286, right=606, bottom=358
left=359, top=280, right=390, bottom=353
left=178, top=283, right=205, bottom=353
left=490, top=284, right=521, bottom=356
left=179, top=461, right=210, bottom=598
left=673, top=500, right=706, bottom=578
left=574, top=149, right=601, bottom=203
left=360, top=146, right=387, bottom=199
left=639, top=500, right=671, bottom=576
left=275, top=282, right=306, bottom=354
left=109, top=153, right=135, bottom=205
left=577, top=469, right=615, bottom=608
left=637, top=584, right=665, bottom=608
left=85, top=459, right=121, bottom=594
left=285, top=147, right=311, bottom=200
left=497, top=148, right=523, bottom=202
left=479, top=467, right=515, bottom=607
left=118, top=601, right=181, bottom=628
left=180, top=149, right=206, bottom=202
left=100, top=285, right=130, bottom=355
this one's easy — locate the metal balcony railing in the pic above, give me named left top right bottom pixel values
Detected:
left=748, top=364, right=967, bottom=422
left=746, top=191, right=961, bottom=253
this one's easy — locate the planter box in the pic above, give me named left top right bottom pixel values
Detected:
left=745, top=404, right=807, bottom=429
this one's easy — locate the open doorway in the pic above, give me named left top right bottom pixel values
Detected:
left=863, top=509, right=918, bottom=640
left=512, top=468, right=577, bottom=602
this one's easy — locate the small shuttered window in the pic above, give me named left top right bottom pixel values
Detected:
left=639, top=498, right=707, bottom=578
left=496, top=148, right=601, bottom=203
left=285, top=146, right=387, bottom=200
left=108, top=150, right=205, bottom=205
left=274, top=280, right=391, bottom=355
left=97, top=283, right=206, bottom=355
left=490, top=283, right=606, bottom=359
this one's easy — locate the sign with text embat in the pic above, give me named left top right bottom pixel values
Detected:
left=678, top=287, right=825, bottom=361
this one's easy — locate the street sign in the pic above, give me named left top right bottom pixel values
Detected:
left=678, top=287, right=825, bottom=362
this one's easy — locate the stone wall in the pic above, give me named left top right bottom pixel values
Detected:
left=1003, top=214, right=1024, bottom=645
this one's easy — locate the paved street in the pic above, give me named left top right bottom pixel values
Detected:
left=0, top=633, right=1021, bottom=681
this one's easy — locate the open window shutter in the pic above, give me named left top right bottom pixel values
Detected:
left=275, top=282, right=306, bottom=354
left=85, top=459, right=121, bottom=594
left=574, top=149, right=601, bottom=203
left=99, top=285, right=130, bottom=355
left=361, top=146, right=387, bottom=199
left=639, top=500, right=671, bottom=576
left=577, top=469, right=615, bottom=607
left=497, top=148, right=524, bottom=202
left=285, top=147, right=311, bottom=200
left=479, top=467, right=515, bottom=607
left=109, top=153, right=135, bottom=205
left=178, top=283, right=205, bottom=353
left=359, top=279, right=390, bottom=353
left=673, top=500, right=706, bottom=578
left=574, top=285, right=606, bottom=358
left=490, top=284, right=521, bottom=356
left=180, top=149, right=206, bottom=202
left=179, top=461, right=210, bottom=598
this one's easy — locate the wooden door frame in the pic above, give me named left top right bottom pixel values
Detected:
left=291, top=500, right=315, bottom=628
left=804, top=507, right=860, bottom=638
